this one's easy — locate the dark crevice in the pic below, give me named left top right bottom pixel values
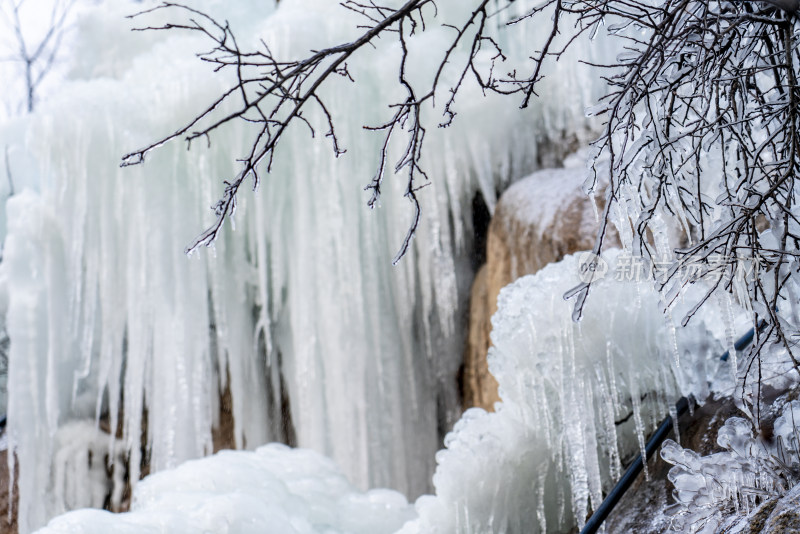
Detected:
left=471, top=190, right=491, bottom=269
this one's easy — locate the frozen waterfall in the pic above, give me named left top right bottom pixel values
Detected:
left=0, top=0, right=615, bottom=531
left=32, top=250, right=743, bottom=534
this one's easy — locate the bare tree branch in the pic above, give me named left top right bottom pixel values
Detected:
left=123, top=0, right=800, bottom=418
left=121, top=1, right=524, bottom=259
left=0, top=0, right=74, bottom=113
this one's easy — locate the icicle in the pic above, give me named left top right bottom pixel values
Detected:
left=595, top=363, right=622, bottom=480
left=536, top=468, right=548, bottom=533
left=631, top=382, right=650, bottom=481
left=666, top=309, right=682, bottom=369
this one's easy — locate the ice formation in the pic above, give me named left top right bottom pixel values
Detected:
left=33, top=249, right=740, bottom=533
left=35, top=443, right=416, bottom=534
left=662, top=399, right=800, bottom=534
left=0, top=0, right=616, bottom=531
left=50, top=421, right=127, bottom=515
left=398, top=250, right=738, bottom=533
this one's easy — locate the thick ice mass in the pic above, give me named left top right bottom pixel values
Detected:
left=399, top=250, right=738, bottom=533
left=0, top=0, right=614, bottom=531
left=13, top=0, right=785, bottom=532
left=34, top=250, right=745, bottom=533
left=35, top=444, right=415, bottom=534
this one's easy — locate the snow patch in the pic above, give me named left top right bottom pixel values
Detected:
left=35, top=444, right=415, bottom=534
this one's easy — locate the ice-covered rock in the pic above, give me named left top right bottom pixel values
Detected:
left=603, top=395, right=741, bottom=533
left=661, top=399, right=800, bottom=533
left=31, top=247, right=739, bottom=534
left=34, top=443, right=416, bottom=534
left=50, top=421, right=127, bottom=515
left=756, top=482, right=800, bottom=533
left=404, top=249, right=731, bottom=533
left=463, top=155, right=616, bottom=411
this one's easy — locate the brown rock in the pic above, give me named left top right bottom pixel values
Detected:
left=464, top=165, right=615, bottom=411
left=758, top=484, right=800, bottom=534
left=0, top=449, right=18, bottom=534
left=212, top=368, right=236, bottom=453
left=461, top=265, right=500, bottom=410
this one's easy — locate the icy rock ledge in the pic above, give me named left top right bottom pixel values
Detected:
left=661, top=400, right=800, bottom=533
left=400, top=249, right=730, bottom=533
left=34, top=444, right=416, bottom=534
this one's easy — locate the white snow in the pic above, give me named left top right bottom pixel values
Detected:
left=35, top=443, right=416, bottom=534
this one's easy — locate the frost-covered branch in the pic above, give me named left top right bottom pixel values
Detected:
left=120, top=0, right=547, bottom=258
left=552, top=1, right=800, bottom=413
left=123, top=0, right=800, bottom=414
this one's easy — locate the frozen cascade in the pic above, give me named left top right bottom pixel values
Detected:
left=34, top=249, right=740, bottom=533
left=0, top=0, right=616, bottom=531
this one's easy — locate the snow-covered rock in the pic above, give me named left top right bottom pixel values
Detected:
left=404, top=249, right=726, bottom=533
left=35, top=444, right=416, bottom=534
left=463, top=155, right=616, bottom=411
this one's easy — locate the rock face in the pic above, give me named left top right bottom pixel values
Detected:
left=758, top=484, right=800, bottom=533
left=0, top=448, right=18, bottom=534
left=461, top=265, right=500, bottom=410
left=463, top=161, right=612, bottom=410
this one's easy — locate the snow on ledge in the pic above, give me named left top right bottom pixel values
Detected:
left=35, top=444, right=415, bottom=534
